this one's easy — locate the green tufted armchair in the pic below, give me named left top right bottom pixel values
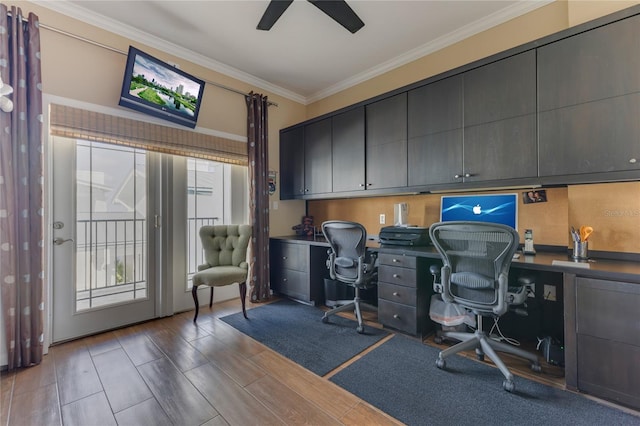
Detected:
left=192, top=224, right=252, bottom=322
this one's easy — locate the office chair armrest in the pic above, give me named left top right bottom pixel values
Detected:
left=362, top=251, right=377, bottom=274
left=430, top=264, right=444, bottom=294
left=326, top=249, right=337, bottom=280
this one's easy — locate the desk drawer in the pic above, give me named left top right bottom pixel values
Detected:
left=378, top=282, right=417, bottom=306
left=378, top=299, right=418, bottom=335
left=272, top=269, right=309, bottom=301
left=379, top=253, right=417, bottom=269
left=274, top=242, right=308, bottom=272
left=379, top=265, right=417, bottom=287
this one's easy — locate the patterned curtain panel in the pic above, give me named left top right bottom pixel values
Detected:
left=0, top=5, right=44, bottom=369
left=246, top=92, right=270, bottom=302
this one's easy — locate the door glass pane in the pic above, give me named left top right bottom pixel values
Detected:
left=76, top=141, right=148, bottom=311
left=187, top=158, right=224, bottom=286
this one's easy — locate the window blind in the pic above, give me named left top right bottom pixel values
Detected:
left=49, top=104, right=247, bottom=165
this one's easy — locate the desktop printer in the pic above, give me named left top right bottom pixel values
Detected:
left=379, top=226, right=431, bottom=247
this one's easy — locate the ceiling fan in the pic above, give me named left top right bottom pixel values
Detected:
left=257, top=0, right=365, bottom=34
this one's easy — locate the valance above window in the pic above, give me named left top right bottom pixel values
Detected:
left=49, top=104, right=247, bottom=165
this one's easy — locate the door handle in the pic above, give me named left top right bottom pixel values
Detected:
left=53, top=237, right=74, bottom=245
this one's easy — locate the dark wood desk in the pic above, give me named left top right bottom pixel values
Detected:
left=270, top=235, right=640, bottom=410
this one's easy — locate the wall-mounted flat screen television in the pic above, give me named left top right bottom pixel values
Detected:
left=440, top=193, right=518, bottom=230
left=119, top=46, right=205, bottom=128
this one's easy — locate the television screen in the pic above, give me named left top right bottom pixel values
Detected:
left=440, top=193, right=518, bottom=229
left=119, top=46, right=205, bottom=128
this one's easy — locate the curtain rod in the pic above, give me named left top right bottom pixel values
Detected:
left=17, top=14, right=278, bottom=107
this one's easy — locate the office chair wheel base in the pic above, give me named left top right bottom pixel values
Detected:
left=531, top=363, right=542, bottom=373
left=436, top=358, right=446, bottom=369
left=434, top=336, right=443, bottom=344
left=356, top=325, right=364, bottom=334
left=322, top=316, right=329, bottom=324
left=503, top=380, right=515, bottom=392
left=475, top=350, right=485, bottom=361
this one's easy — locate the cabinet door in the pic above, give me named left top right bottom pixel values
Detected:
left=575, top=278, right=640, bottom=410
left=408, top=76, right=463, bottom=186
left=538, top=14, right=640, bottom=111
left=464, top=115, right=538, bottom=181
left=304, top=118, right=332, bottom=195
left=366, top=93, right=408, bottom=189
left=539, top=94, right=640, bottom=176
left=464, top=51, right=536, bottom=125
left=332, top=107, right=365, bottom=193
left=279, top=127, right=304, bottom=199
left=537, top=15, right=640, bottom=177
left=463, top=51, right=537, bottom=181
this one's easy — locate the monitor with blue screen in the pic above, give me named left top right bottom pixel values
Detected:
left=440, top=193, right=518, bottom=229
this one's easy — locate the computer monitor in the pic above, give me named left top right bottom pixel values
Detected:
left=440, top=193, right=518, bottom=229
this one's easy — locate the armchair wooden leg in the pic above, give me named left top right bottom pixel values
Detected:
left=239, top=281, right=248, bottom=319
left=192, top=285, right=199, bottom=322
left=209, top=287, right=214, bottom=308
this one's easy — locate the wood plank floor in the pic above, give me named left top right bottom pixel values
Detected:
left=2, top=298, right=637, bottom=425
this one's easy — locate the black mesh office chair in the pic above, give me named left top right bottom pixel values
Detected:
left=322, top=221, right=377, bottom=334
left=429, top=221, right=541, bottom=392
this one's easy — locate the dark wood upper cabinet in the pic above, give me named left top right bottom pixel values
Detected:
left=303, top=118, right=332, bottom=195
left=464, top=50, right=537, bottom=125
left=407, top=76, right=463, bottom=186
left=366, top=93, right=408, bottom=189
left=538, top=14, right=640, bottom=112
left=279, top=126, right=304, bottom=200
left=537, top=14, right=640, bottom=177
left=332, top=107, right=365, bottom=193
left=278, top=8, right=640, bottom=198
left=462, top=51, right=538, bottom=182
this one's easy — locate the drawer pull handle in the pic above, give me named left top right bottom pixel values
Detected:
left=283, top=278, right=287, bottom=282
left=393, top=314, right=400, bottom=319
left=393, top=274, right=400, bottom=278
left=393, top=292, right=399, bottom=296
left=392, top=258, right=399, bottom=263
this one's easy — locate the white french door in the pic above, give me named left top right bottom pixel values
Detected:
left=51, top=137, right=157, bottom=342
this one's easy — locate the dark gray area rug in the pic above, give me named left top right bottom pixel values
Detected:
left=220, top=299, right=389, bottom=376
left=330, top=334, right=639, bottom=426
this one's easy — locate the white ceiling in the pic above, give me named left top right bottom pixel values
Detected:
left=38, top=0, right=552, bottom=104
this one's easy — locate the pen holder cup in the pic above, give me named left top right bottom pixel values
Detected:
left=572, top=241, right=588, bottom=260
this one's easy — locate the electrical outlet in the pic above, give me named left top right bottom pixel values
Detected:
left=379, top=214, right=386, bottom=224
left=544, top=284, right=557, bottom=301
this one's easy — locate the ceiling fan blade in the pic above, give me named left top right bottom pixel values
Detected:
left=257, top=0, right=294, bottom=31
left=308, top=0, right=364, bottom=34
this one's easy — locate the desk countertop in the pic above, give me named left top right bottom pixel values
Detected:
left=271, top=235, right=640, bottom=283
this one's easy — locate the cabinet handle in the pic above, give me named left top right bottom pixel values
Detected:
left=393, top=314, right=400, bottom=319
left=393, top=273, right=400, bottom=278
left=464, top=173, right=472, bottom=178
left=282, top=278, right=288, bottom=282
left=630, top=158, right=637, bottom=164
left=392, top=258, right=399, bottom=263
left=359, top=183, right=365, bottom=187
left=367, top=183, right=372, bottom=186
left=282, top=256, right=287, bottom=260
left=304, top=188, right=309, bottom=192
left=392, top=292, right=399, bottom=296
left=454, top=174, right=463, bottom=179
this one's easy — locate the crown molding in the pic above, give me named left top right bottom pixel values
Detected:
left=306, top=0, right=554, bottom=104
left=32, top=0, right=307, bottom=105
